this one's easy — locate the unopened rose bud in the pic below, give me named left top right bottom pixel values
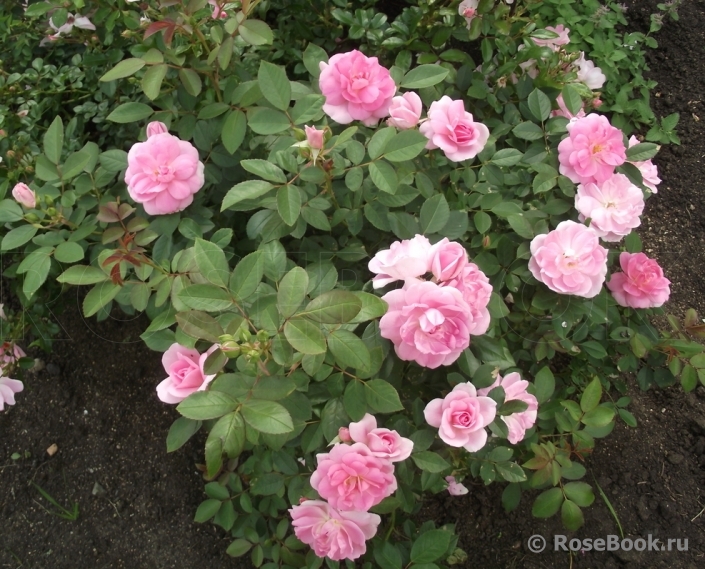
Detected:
left=338, top=427, right=352, bottom=442
left=592, top=98, right=603, bottom=108
left=46, top=207, right=57, bottom=216
left=12, top=183, right=36, bottom=209
left=16, top=110, right=29, bottom=118
left=25, top=213, right=40, bottom=223
left=220, top=341, right=241, bottom=358
left=146, top=121, right=168, bottom=138
left=44, top=195, right=54, bottom=207
left=256, top=330, right=270, bottom=343
left=298, top=496, right=309, bottom=504
left=386, top=92, right=423, bottom=130
left=237, top=328, right=251, bottom=343
left=482, top=235, right=491, bottom=248
left=304, top=125, right=325, bottom=150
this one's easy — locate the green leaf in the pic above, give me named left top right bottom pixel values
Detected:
left=99, top=149, right=128, bottom=172
left=238, top=19, right=274, bottom=45
left=349, top=292, right=387, bottom=323
left=226, top=539, right=252, bottom=557
left=491, top=148, right=523, bottom=167
left=528, top=88, right=551, bottom=122
left=141, top=64, right=168, bottom=100
left=209, top=412, right=246, bottom=458
left=166, top=417, right=202, bottom=452
left=107, top=102, right=154, bottom=124
left=400, top=65, right=449, bottom=88
left=410, top=530, right=452, bottom=563
left=582, top=406, right=615, bottom=427
left=61, top=150, right=92, bottom=180
left=53, top=241, right=84, bottom=263
left=229, top=251, right=264, bottom=302
left=291, top=94, right=325, bottom=125
left=277, top=186, right=301, bottom=226
left=222, top=110, right=247, bottom=154
left=178, top=284, right=233, bottom=312
left=179, top=68, right=202, bottom=97
left=532, top=487, right=564, bottom=518
left=301, top=291, right=362, bottom=323
left=561, top=84, right=583, bottom=116
left=364, top=379, right=403, bottom=413
left=411, top=451, right=451, bottom=473
left=100, top=58, right=145, bottom=82
left=247, top=107, right=290, bottom=134
left=321, top=397, right=349, bottom=441
left=472, top=336, right=516, bottom=369
left=222, top=180, right=274, bottom=210
left=374, top=542, right=402, bottom=569
left=241, top=159, right=287, bottom=184
left=368, top=127, right=396, bottom=160
left=284, top=318, right=327, bottom=354
left=534, top=366, right=555, bottom=404
left=241, top=399, right=294, bottom=434
left=82, top=281, right=121, bottom=317
left=496, top=462, right=527, bottom=483
left=369, top=161, right=398, bottom=194
left=0, top=200, right=24, bottom=222
left=57, top=265, right=109, bottom=285
left=343, top=380, right=367, bottom=421
left=383, top=130, right=428, bottom=162
left=251, top=472, right=285, bottom=495
left=258, top=61, right=290, bottom=111
left=195, top=238, right=230, bottom=288
left=303, top=42, right=328, bottom=78
left=507, top=214, right=534, bottom=239
left=419, top=194, right=450, bottom=234
left=277, top=267, right=309, bottom=319
left=512, top=121, right=544, bottom=140
left=328, top=330, right=370, bottom=373
left=176, top=310, right=225, bottom=343
left=626, top=142, right=659, bottom=161
left=563, top=482, right=594, bottom=507
left=194, top=499, right=221, bottom=523
left=18, top=248, right=52, bottom=300
left=561, top=499, right=584, bottom=531
left=1, top=225, right=38, bottom=251
left=198, top=102, right=230, bottom=120
left=177, top=391, right=238, bottom=420
left=580, top=377, right=602, bottom=412
left=44, top=116, right=63, bottom=164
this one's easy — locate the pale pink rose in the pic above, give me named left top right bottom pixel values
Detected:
left=528, top=221, right=608, bottom=298
left=156, top=344, right=218, bottom=404
left=575, top=173, right=645, bottom=242
left=12, top=183, right=36, bottom=208
left=557, top=114, right=626, bottom=185
left=458, top=0, right=479, bottom=29
left=348, top=413, right=414, bottom=462
left=477, top=372, right=538, bottom=444
left=289, top=500, right=380, bottom=561
left=420, top=96, right=490, bottom=162
left=146, top=121, right=169, bottom=138
left=368, top=234, right=432, bottom=289
left=592, top=98, right=603, bottom=109
left=338, top=427, right=352, bottom=442
left=49, top=13, right=95, bottom=35
left=429, top=238, right=468, bottom=282
left=551, top=93, right=586, bottom=121
left=445, top=476, right=469, bottom=496
left=424, top=382, right=496, bottom=452
left=208, top=0, right=228, bottom=19
left=380, top=280, right=473, bottom=369
left=574, top=52, right=606, bottom=90
left=440, top=263, right=492, bottom=336
left=0, top=376, right=23, bottom=411
left=606, top=252, right=670, bottom=309
left=628, top=136, right=661, bottom=193
left=386, top=92, right=423, bottom=129
left=318, top=50, right=396, bottom=126
left=534, top=24, right=571, bottom=50
left=124, top=132, right=205, bottom=215
left=304, top=125, right=325, bottom=150
left=310, top=443, right=396, bottom=511
left=0, top=342, right=26, bottom=368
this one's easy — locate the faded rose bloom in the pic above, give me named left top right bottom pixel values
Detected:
left=528, top=221, right=608, bottom=298
left=440, top=263, right=492, bottom=336
left=551, top=93, right=586, bottom=121
left=348, top=413, right=414, bottom=462
left=478, top=372, right=538, bottom=444
left=628, top=136, right=661, bottom=193
left=49, top=13, right=96, bottom=35
left=446, top=476, right=469, bottom=496
left=318, top=50, right=396, bottom=126
left=368, top=234, right=432, bottom=289
left=420, top=96, right=490, bottom=162
left=557, top=114, right=626, bottom=185
left=0, top=376, right=23, bottom=411
left=146, top=121, right=169, bottom=138
left=424, top=382, right=497, bottom=452
left=289, top=500, right=380, bottom=561
left=156, top=344, right=218, bottom=404
left=429, top=238, right=468, bottom=282
left=458, top=0, right=479, bottom=28
left=607, top=252, right=671, bottom=308
left=12, top=183, right=36, bottom=208
left=304, top=125, right=325, bottom=150
left=575, top=52, right=606, bottom=90
left=575, top=173, right=645, bottom=242
left=533, top=24, right=571, bottom=50
left=387, top=92, right=423, bottom=129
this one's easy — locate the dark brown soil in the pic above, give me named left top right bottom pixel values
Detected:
left=2, top=1, right=705, bottom=568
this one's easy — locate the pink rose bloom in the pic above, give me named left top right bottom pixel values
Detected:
left=575, top=52, right=606, bottom=90
left=551, top=93, right=586, bottom=121
left=318, top=50, right=396, bottom=126
left=478, top=372, right=538, bottom=444
left=305, top=125, right=325, bottom=150
left=348, top=413, right=414, bottom=462
left=534, top=24, right=571, bottom=50
left=445, top=476, right=469, bottom=496
left=208, top=0, right=228, bottom=19
left=0, top=376, right=23, bottom=411
left=310, top=443, right=397, bottom=511
left=146, top=121, right=169, bottom=138
left=368, top=234, right=432, bottom=289
left=628, top=136, right=661, bottom=193
left=12, top=183, right=36, bottom=208
left=289, top=500, right=380, bottom=561
left=440, top=263, right=492, bottom=336
left=386, top=92, right=423, bottom=130
left=429, top=238, right=468, bottom=282
left=420, top=96, right=490, bottom=162
left=380, top=280, right=473, bottom=369
left=424, top=382, right=496, bottom=452
left=575, top=173, right=645, bottom=242
left=557, top=114, right=626, bottom=185
left=156, top=343, right=218, bottom=404
left=124, top=131, right=205, bottom=215
left=528, top=221, right=608, bottom=298
left=0, top=342, right=26, bottom=368
left=607, top=252, right=671, bottom=309
left=458, top=0, right=479, bottom=29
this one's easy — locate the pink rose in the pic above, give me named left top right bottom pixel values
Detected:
left=424, top=382, right=496, bottom=452
left=606, top=252, right=671, bottom=309
left=534, top=24, right=571, bottom=50
left=445, top=476, right=469, bottom=496
left=528, top=221, right=608, bottom=298
left=310, top=443, right=396, bottom=511
left=289, top=500, right=380, bottom=561
left=0, top=376, right=23, bottom=411
left=575, top=173, right=645, bottom=242
left=368, top=234, right=432, bottom=289
left=146, top=121, right=169, bottom=138
left=429, top=238, right=468, bottom=282
left=458, top=0, right=479, bottom=28
left=420, top=96, right=490, bottom=162
left=574, top=52, right=606, bottom=90
left=304, top=125, right=325, bottom=150
left=551, top=93, right=586, bottom=121
left=386, top=92, right=423, bottom=129
left=318, top=50, right=396, bottom=126
left=12, top=183, right=36, bottom=208
left=628, top=136, right=661, bottom=193
left=348, top=413, right=414, bottom=462
left=0, top=342, right=26, bottom=368
left=380, top=280, right=473, bottom=369
left=156, top=343, right=218, bottom=404
left=478, top=372, right=538, bottom=444
left=558, top=114, right=626, bottom=185
left=440, top=263, right=492, bottom=336
left=338, top=427, right=352, bottom=442
left=124, top=131, right=205, bottom=215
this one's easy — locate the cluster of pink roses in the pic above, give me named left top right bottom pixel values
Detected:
left=289, top=414, right=413, bottom=561
left=369, top=235, right=492, bottom=369
left=318, top=50, right=489, bottom=162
